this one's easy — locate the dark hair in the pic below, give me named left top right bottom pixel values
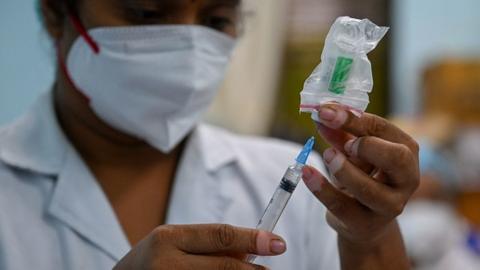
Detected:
left=64, top=0, right=78, bottom=12
left=37, top=0, right=79, bottom=33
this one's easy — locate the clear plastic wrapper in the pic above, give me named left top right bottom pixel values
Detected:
left=300, top=16, right=389, bottom=120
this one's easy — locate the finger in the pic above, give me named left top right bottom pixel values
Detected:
left=316, top=122, right=374, bottom=174
left=322, top=148, right=405, bottom=216
left=315, top=121, right=355, bottom=150
left=165, top=224, right=286, bottom=256
left=302, top=165, right=369, bottom=224
left=316, top=104, right=419, bottom=153
left=184, top=254, right=268, bottom=270
left=345, top=137, right=420, bottom=189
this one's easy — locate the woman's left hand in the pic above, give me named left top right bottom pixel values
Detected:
left=302, top=104, right=420, bottom=248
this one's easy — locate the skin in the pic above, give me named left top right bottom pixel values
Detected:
left=40, top=0, right=420, bottom=269
left=303, top=105, right=420, bottom=270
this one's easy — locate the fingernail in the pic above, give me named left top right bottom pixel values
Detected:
left=346, top=138, right=361, bottom=157
left=302, top=167, right=323, bottom=192
left=344, top=139, right=355, bottom=156
left=257, top=231, right=285, bottom=255
left=303, top=173, right=323, bottom=192
left=324, top=148, right=345, bottom=175
left=318, top=107, right=337, bottom=121
left=323, top=148, right=337, bottom=164
left=270, top=239, right=286, bottom=254
left=325, top=150, right=346, bottom=175
left=302, top=166, right=313, bottom=180
left=318, top=106, right=348, bottom=129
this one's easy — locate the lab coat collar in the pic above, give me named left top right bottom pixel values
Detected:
left=0, top=91, right=68, bottom=176
left=0, top=91, right=131, bottom=260
left=194, top=124, right=237, bottom=173
left=47, top=143, right=131, bottom=261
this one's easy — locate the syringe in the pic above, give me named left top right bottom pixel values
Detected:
left=247, top=137, right=315, bottom=263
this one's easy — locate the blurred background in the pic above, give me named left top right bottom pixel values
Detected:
left=1, top=0, right=480, bottom=269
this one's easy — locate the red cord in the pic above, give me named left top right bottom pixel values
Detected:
left=54, top=2, right=96, bottom=102
left=68, top=15, right=100, bottom=54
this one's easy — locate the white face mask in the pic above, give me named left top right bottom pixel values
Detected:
left=66, top=25, right=235, bottom=153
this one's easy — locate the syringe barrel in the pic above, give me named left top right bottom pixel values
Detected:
left=247, top=163, right=304, bottom=263
left=256, top=163, right=303, bottom=232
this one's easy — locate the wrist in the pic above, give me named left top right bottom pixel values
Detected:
left=337, top=220, right=410, bottom=270
left=339, top=221, right=399, bottom=251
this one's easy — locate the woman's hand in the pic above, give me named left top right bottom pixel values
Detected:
left=114, top=224, right=286, bottom=270
left=302, top=104, right=419, bottom=269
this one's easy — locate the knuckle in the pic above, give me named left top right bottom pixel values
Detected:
left=359, top=182, right=372, bottom=199
left=410, top=139, right=420, bottom=153
left=412, top=172, right=421, bottom=190
left=150, top=225, right=183, bottom=249
left=213, top=224, right=237, bottom=250
left=408, top=163, right=421, bottom=191
left=327, top=198, right=346, bottom=214
left=393, top=145, right=413, bottom=167
left=158, top=224, right=177, bottom=234
left=150, top=225, right=179, bottom=249
left=360, top=184, right=382, bottom=208
left=369, top=116, right=389, bottom=135
left=151, top=226, right=169, bottom=244
left=392, top=203, right=405, bottom=217
left=388, top=197, right=406, bottom=217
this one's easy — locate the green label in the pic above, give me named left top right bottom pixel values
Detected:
left=329, top=56, right=353, bottom=95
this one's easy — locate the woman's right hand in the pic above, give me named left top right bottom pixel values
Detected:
left=113, top=224, right=287, bottom=270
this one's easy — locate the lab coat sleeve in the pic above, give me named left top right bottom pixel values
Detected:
left=303, top=152, right=341, bottom=270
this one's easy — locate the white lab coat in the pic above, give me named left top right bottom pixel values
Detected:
left=0, top=92, right=340, bottom=270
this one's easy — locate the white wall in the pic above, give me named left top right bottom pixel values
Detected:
left=0, top=0, right=55, bottom=125
left=391, top=0, right=480, bottom=116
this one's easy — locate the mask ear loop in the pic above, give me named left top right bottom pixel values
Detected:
left=67, top=13, right=100, bottom=54
left=55, top=2, right=100, bottom=103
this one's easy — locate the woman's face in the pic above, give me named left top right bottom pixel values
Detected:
left=78, top=0, right=241, bottom=37
left=40, top=0, right=242, bottom=146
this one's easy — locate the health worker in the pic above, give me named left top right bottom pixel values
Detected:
left=0, top=0, right=420, bottom=269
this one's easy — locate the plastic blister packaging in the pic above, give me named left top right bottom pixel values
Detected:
left=300, top=16, right=389, bottom=120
